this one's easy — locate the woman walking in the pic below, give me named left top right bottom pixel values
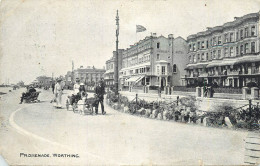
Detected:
left=54, top=78, right=63, bottom=108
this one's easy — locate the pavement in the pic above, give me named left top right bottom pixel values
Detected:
left=0, top=87, right=250, bottom=165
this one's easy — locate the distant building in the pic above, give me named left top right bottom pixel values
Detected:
left=73, top=66, right=106, bottom=85
left=35, top=76, right=52, bottom=87
left=184, top=11, right=260, bottom=88
left=119, top=33, right=188, bottom=91
left=104, top=49, right=124, bottom=87
left=64, top=71, right=73, bottom=88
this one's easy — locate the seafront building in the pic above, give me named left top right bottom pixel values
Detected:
left=104, top=49, right=124, bottom=87
left=119, top=33, right=188, bottom=91
left=184, top=11, right=260, bottom=88
left=65, top=66, right=105, bottom=88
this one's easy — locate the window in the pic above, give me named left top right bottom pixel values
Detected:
left=193, top=44, right=196, bottom=51
left=236, top=31, right=239, bottom=41
left=197, top=54, right=200, bottom=61
left=157, top=54, right=160, bottom=60
left=157, top=42, right=160, bottom=48
left=157, top=66, right=160, bottom=75
left=218, top=50, right=221, bottom=58
left=206, top=53, right=208, bottom=61
left=224, top=48, right=228, bottom=57
left=193, top=55, right=196, bottom=63
left=240, top=45, right=244, bottom=55
left=201, top=53, right=205, bottom=61
left=173, top=64, right=177, bottom=73
left=251, top=42, right=256, bottom=53
left=162, top=66, right=166, bottom=75
left=245, top=43, right=249, bottom=53
left=189, top=44, right=192, bottom=51
left=201, top=41, right=205, bottom=49
left=245, top=27, right=249, bottom=37
left=206, top=40, right=209, bottom=48
left=224, top=34, right=228, bottom=43
left=213, top=50, right=216, bottom=59
left=251, top=26, right=256, bottom=36
left=230, top=33, right=234, bottom=42
left=230, top=47, right=234, bottom=57
left=236, top=46, right=239, bottom=56
left=240, top=29, right=244, bottom=39
left=218, top=36, right=221, bottom=45
left=197, top=42, right=201, bottom=50
left=213, top=37, right=216, bottom=46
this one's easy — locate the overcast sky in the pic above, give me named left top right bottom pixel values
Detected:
left=0, top=0, right=260, bottom=84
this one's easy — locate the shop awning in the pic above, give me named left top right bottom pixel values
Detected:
left=234, top=55, right=260, bottom=65
left=125, top=76, right=144, bottom=83
left=207, top=60, right=236, bottom=68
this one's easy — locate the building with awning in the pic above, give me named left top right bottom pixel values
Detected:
left=119, top=34, right=188, bottom=91
left=184, top=11, right=260, bottom=88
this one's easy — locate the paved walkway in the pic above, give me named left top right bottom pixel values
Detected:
left=0, top=88, right=250, bottom=165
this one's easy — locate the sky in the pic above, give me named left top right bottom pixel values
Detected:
left=0, top=0, right=260, bottom=84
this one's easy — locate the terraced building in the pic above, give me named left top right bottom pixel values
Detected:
left=184, top=11, right=260, bottom=88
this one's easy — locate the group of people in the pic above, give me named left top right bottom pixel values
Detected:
left=51, top=77, right=106, bottom=114
left=20, top=77, right=106, bottom=114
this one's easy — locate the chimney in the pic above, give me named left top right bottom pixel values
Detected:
left=80, top=65, right=83, bottom=68
left=168, top=34, right=174, bottom=39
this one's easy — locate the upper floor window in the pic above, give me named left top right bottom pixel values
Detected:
left=193, top=55, right=197, bottom=63
left=213, top=50, right=216, bottom=59
left=230, top=33, right=234, bottom=42
left=197, top=42, right=201, bottom=50
left=218, top=36, right=222, bottom=45
left=161, top=66, right=166, bottom=75
left=236, top=46, right=239, bottom=56
left=157, top=54, right=160, bottom=60
left=173, top=64, right=177, bottom=73
left=224, top=34, right=228, bottom=43
left=240, top=45, right=244, bottom=55
left=201, top=53, right=205, bottom=61
left=197, top=54, right=200, bottom=61
left=213, top=37, right=217, bottom=46
left=236, top=31, right=239, bottom=41
left=157, top=42, right=160, bottom=49
left=240, top=29, right=244, bottom=39
left=193, top=44, right=196, bottom=51
left=251, top=26, right=256, bottom=36
left=251, top=42, right=256, bottom=53
left=245, top=27, right=249, bottom=37
left=245, top=43, right=249, bottom=54
left=218, top=49, right=221, bottom=58
left=206, top=53, right=208, bottom=61
left=206, top=40, right=209, bottom=48
left=201, top=41, right=205, bottom=49
left=189, top=44, right=192, bottom=51
left=224, top=48, right=228, bottom=57
left=230, top=47, right=234, bottom=57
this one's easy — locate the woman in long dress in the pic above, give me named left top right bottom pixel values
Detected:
left=54, top=78, right=63, bottom=108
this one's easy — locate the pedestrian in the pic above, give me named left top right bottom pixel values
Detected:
left=51, top=81, right=55, bottom=94
left=54, top=78, right=63, bottom=108
left=94, top=81, right=106, bottom=115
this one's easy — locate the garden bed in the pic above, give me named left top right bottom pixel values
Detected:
left=106, top=91, right=260, bottom=131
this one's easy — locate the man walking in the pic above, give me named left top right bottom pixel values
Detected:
left=94, top=81, right=106, bottom=115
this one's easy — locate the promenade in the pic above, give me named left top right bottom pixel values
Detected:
left=0, top=87, right=250, bottom=165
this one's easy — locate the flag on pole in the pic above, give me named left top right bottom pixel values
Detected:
left=136, top=25, right=146, bottom=33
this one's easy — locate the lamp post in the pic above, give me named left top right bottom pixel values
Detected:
left=115, top=10, right=119, bottom=95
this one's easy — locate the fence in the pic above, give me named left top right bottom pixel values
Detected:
left=213, top=87, right=242, bottom=94
left=173, top=86, right=196, bottom=92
